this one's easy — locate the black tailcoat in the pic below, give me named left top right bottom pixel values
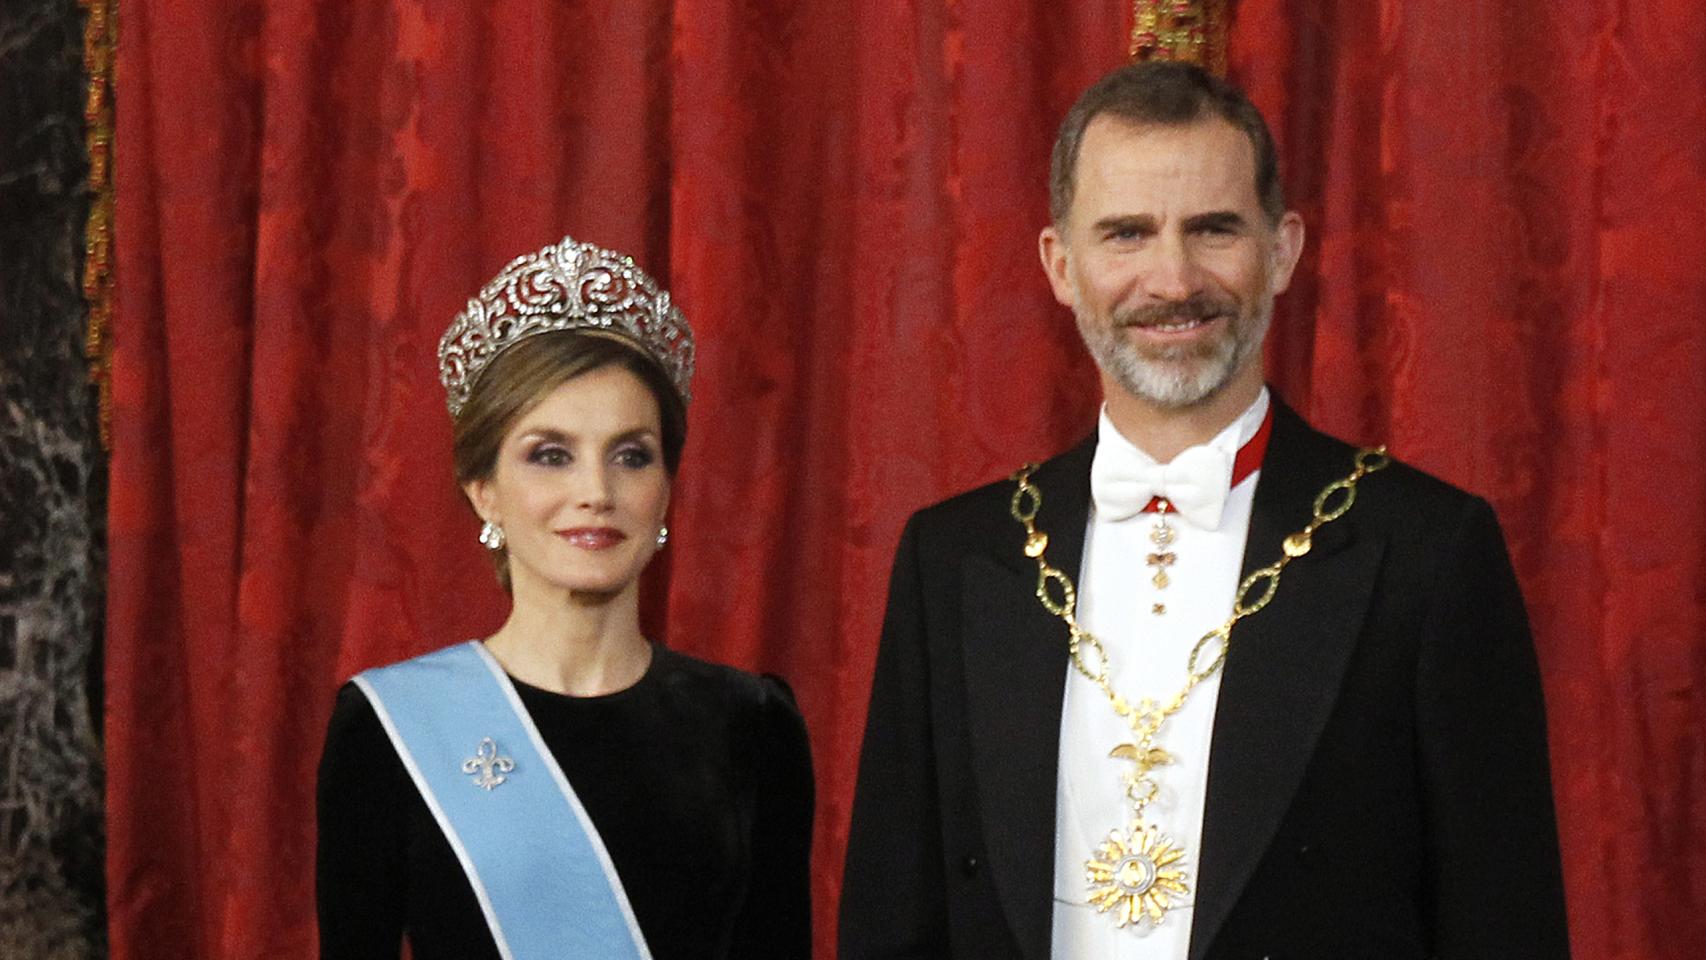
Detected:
left=840, top=402, right=1569, bottom=960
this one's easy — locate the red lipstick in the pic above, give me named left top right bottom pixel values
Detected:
left=556, top=527, right=628, bottom=550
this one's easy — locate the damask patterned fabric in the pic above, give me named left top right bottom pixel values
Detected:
left=107, top=2, right=1704, bottom=959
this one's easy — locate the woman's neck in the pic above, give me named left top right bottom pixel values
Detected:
left=482, top=582, right=653, bottom=696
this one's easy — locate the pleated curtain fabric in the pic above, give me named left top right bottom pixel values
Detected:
left=107, top=1, right=1705, bottom=958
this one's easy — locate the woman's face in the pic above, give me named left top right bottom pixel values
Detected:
left=465, top=364, right=672, bottom=600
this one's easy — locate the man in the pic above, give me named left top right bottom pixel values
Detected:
left=840, top=62, right=1569, bottom=960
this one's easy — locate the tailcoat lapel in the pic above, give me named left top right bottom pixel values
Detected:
left=1187, top=403, right=1386, bottom=960
left=961, top=435, right=1096, bottom=960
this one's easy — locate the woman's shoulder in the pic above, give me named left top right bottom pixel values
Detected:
left=653, top=647, right=803, bottom=722
left=654, top=650, right=813, bottom=793
left=319, top=678, right=408, bottom=790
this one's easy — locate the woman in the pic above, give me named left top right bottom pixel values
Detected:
left=316, top=237, right=813, bottom=960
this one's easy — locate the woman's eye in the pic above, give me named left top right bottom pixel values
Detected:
left=614, top=445, right=655, bottom=469
left=527, top=445, right=571, bottom=467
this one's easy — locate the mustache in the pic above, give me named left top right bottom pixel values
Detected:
left=1113, top=295, right=1234, bottom=328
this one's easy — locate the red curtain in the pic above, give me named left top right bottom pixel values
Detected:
left=107, top=2, right=1704, bottom=958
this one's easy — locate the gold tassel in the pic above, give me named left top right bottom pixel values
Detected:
left=1129, top=0, right=1230, bottom=75
left=81, top=0, right=118, bottom=451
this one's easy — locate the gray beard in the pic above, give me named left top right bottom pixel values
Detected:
left=1075, top=298, right=1271, bottom=409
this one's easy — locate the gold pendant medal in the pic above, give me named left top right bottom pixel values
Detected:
left=1086, top=820, right=1190, bottom=928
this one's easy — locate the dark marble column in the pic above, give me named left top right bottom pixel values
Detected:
left=0, top=0, right=109, bottom=956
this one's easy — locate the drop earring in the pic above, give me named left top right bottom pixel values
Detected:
left=479, top=521, right=506, bottom=550
left=656, top=526, right=669, bottom=547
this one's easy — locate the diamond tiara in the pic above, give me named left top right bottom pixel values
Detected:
left=437, top=236, right=695, bottom=418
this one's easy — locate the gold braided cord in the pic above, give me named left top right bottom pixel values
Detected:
left=82, top=0, right=117, bottom=450
left=1129, top=0, right=1230, bottom=76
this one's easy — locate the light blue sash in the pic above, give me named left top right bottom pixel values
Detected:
left=354, top=641, right=652, bottom=960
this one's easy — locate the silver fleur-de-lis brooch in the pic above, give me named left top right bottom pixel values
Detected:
left=461, top=737, right=515, bottom=790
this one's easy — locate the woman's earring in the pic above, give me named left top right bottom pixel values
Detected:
left=656, top=526, right=669, bottom=547
left=479, top=520, right=506, bottom=551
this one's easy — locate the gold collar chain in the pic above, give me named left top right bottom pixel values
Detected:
left=1008, top=445, right=1390, bottom=929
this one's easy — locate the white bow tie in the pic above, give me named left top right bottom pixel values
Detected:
left=1090, top=440, right=1234, bottom=529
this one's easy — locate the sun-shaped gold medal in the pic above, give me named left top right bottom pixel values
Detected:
left=1085, top=821, right=1190, bottom=928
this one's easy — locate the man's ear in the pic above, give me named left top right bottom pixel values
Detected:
left=1038, top=225, right=1078, bottom=309
left=1268, top=211, right=1306, bottom=296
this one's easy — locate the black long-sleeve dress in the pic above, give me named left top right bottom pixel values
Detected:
left=316, top=644, right=814, bottom=959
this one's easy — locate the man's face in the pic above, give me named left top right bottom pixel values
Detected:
left=1039, top=115, right=1304, bottom=409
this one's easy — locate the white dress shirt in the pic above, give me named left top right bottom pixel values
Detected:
left=1051, top=388, right=1270, bottom=960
